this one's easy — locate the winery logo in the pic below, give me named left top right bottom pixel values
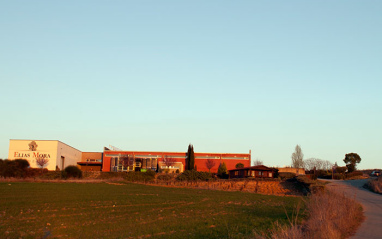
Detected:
left=28, top=141, right=38, bottom=151
left=13, top=141, right=50, bottom=159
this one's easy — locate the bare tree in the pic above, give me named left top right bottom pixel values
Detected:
left=35, top=155, right=49, bottom=172
left=315, top=159, right=323, bottom=170
left=291, top=145, right=304, bottom=168
left=205, top=158, right=216, bottom=172
left=322, top=160, right=333, bottom=171
left=162, top=156, right=177, bottom=168
left=253, top=159, right=263, bottom=166
left=304, top=158, right=333, bottom=171
left=303, top=158, right=315, bottom=171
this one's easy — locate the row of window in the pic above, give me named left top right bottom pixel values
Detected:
left=105, top=154, right=249, bottom=160
left=234, top=171, right=272, bottom=177
left=110, top=157, right=159, bottom=172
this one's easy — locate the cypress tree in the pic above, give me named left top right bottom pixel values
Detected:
left=186, top=144, right=195, bottom=170
left=190, top=145, right=195, bottom=170
left=186, top=145, right=190, bottom=170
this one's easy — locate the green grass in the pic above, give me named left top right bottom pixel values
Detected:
left=0, top=182, right=303, bottom=239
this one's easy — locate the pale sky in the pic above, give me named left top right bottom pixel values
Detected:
left=1, top=1, right=381, bottom=169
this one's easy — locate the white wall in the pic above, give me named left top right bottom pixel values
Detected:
left=8, top=140, right=81, bottom=170
left=56, top=141, right=82, bottom=170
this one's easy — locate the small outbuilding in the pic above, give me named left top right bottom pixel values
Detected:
left=277, top=167, right=305, bottom=175
left=229, top=165, right=278, bottom=179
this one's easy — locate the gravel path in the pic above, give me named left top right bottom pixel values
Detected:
left=324, top=179, right=382, bottom=239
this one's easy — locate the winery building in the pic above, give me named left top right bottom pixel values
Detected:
left=7, top=139, right=251, bottom=173
left=102, top=147, right=251, bottom=173
left=8, top=139, right=82, bottom=171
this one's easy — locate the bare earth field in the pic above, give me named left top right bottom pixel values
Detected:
left=145, top=180, right=303, bottom=196
left=0, top=182, right=303, bottom=239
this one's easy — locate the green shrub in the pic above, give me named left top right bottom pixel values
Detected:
left=333, top=173, right=345, bottom=180
left=318, top=174, right=332, bottom=179
left=14, top=159, right=30, bottom=169
left=296, top=175, right=315, bottom=185
left=97, top=171, right=156, bottom=181
left=367, top=177, right=382, bottom=193
left=157, top=174, right=173, bottom=181
left=315, top=170, right=332, bottom=178
left=145, top=170, right=156, bottom=178
left=98, top=172, right=125, bottom=179
left=38, top=171, right=63, bottom=180
left=0, top=159, right=30, bottom=178
left=235, top=163, right=244, bottom=168
left=346, top=171, right=363, bottom=179
left=273, top=169, right=279, bottom=178
left=123, top=170, right=156, bottom=182
left=176, top=170, right=213, bottom=181
left=25, top=168, right=49, bottom=178
left=306, top=174, right=318, bottom=180
left=64, top=166, right=83, bottom=179
left=278, top=172, right=296, bottom=180
left=217, top=162, right=227, bottom=176
left=336, top=166, right=347, bottom=174
left=295, top=175, right=326, bottom=195
left=61, top=171, right=68, bottom=179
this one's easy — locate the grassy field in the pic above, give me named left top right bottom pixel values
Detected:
left=0, top=182, right=303, bottom=239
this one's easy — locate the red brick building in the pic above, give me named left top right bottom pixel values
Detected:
left=102, top=148, right=251, bottom=173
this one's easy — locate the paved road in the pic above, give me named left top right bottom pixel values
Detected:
left=324, top=179, right=382, bottom=239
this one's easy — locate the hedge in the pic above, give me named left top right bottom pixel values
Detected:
left=0, top=159, right=30, bottom=178
left=278, top=172, right=296, bottom=180
left=64, top=166, right=83, bottom=179
left=176, top=170, right=213, bottom=181
left=346, top=171, right=363, bottom=178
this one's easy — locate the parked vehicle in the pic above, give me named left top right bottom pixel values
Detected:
left=371, top=171, right=380, bottom=177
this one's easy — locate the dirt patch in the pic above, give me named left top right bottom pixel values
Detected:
left=142, top=179, right=303, bottom=196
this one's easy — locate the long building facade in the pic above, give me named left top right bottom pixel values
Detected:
left=102, top=148, right=251, bottom=173
left=7, top=139, right=251, bottom=173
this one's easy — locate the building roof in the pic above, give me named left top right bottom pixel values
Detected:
left=228, top=165, right=276, bottom=172
left=9, top=139, right=82, bottom=152
left=103, top=147, right=251, bottom=156
left=77, top=162, right=102, bottom=166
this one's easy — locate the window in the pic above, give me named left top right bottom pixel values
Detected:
left=110, top=157, right=119, bottom=172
